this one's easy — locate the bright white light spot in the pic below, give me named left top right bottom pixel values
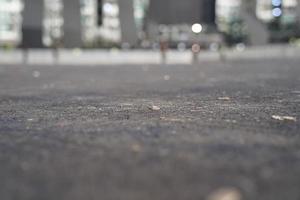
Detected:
left=103, top=3, right=113, bottom=14
left=191, top=23, right=203, bottom=34
left=103, top=3, right=119, bottom=15
left=272, top=8, right=282, bottom=17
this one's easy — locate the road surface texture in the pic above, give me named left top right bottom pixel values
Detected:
left=0, top=58, right=299, bottom=200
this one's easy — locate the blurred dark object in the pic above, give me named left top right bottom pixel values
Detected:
left=148, top=0, right=216, bottom=24
left=97, top=0, right=103, bottom=26
left=21, top=0, right=43, bottom=48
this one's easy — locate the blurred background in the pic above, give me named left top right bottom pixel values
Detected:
left=1, top=2, right=300, bottom=200
left=0, top=0, right=300, bottom=50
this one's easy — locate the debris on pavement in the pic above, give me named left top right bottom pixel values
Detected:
left=130, top=143, right=142, bottom=153
left=218, top=97, right=231, bottom=101
left=272, top=115, right=297, bottom=122
left=87, top=106, right=97, bottom=110
left=206, top=187, right=242, bottom=200
left=149, top=105, right=161, bottom=111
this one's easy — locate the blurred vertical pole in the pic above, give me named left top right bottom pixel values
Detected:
left=118, top=0, right=138, bottom=47
left=21, top=0, right=44, bottom=48
left=62, top=0, right=82, bottom=48
left=97, top=0, right=103, bottom=26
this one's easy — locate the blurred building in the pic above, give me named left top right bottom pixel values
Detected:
left=21, top=0, right=44, bottom=48
left=0, top=0, right=23, bottom=47
left=44, top=0, right=97, bottom=47
left=80, top=0, right=98, bottom=44
left=147, top=0, right=215, bottom=25
left=255, top=0, right=299, bottom=41
left=146, top=0, right=222, bottom=48
left=0, top=0, right=98, bottom=47
left=1, top=0, right=299, bottom=48
left=97, top=0, right=121, bottom=44
left=118, top=0, right=139, bottom=46
left=134, top=0, right=149, bottom=38
left=216, top=0, right=242, bottom=32
left=256, top=0, right=298, bottom=23
left=216, top=0, right=248, bottom=44
left=43, top=0, right=63, bottom=47
left=97, top=0, right=148, bottom=46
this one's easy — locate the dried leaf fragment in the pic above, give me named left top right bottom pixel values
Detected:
left=272, top=115, right=297, bottom=122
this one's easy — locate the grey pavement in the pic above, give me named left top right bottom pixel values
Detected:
left=0, top=57, right=300, bottom=200
left=1, top=44, right=300, bottom=65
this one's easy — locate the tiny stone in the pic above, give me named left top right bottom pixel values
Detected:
left=149, top=105, right=161, bottom=111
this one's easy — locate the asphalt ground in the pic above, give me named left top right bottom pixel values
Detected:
left=0, top=58, right=300, bottom=200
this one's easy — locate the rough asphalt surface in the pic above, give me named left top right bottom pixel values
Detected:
left=0, top=58, right=299, bottom=200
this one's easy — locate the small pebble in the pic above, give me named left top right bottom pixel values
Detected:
left=149, top=105, right=161, bottom=111
left=218, top=97, right=231, bottom=101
